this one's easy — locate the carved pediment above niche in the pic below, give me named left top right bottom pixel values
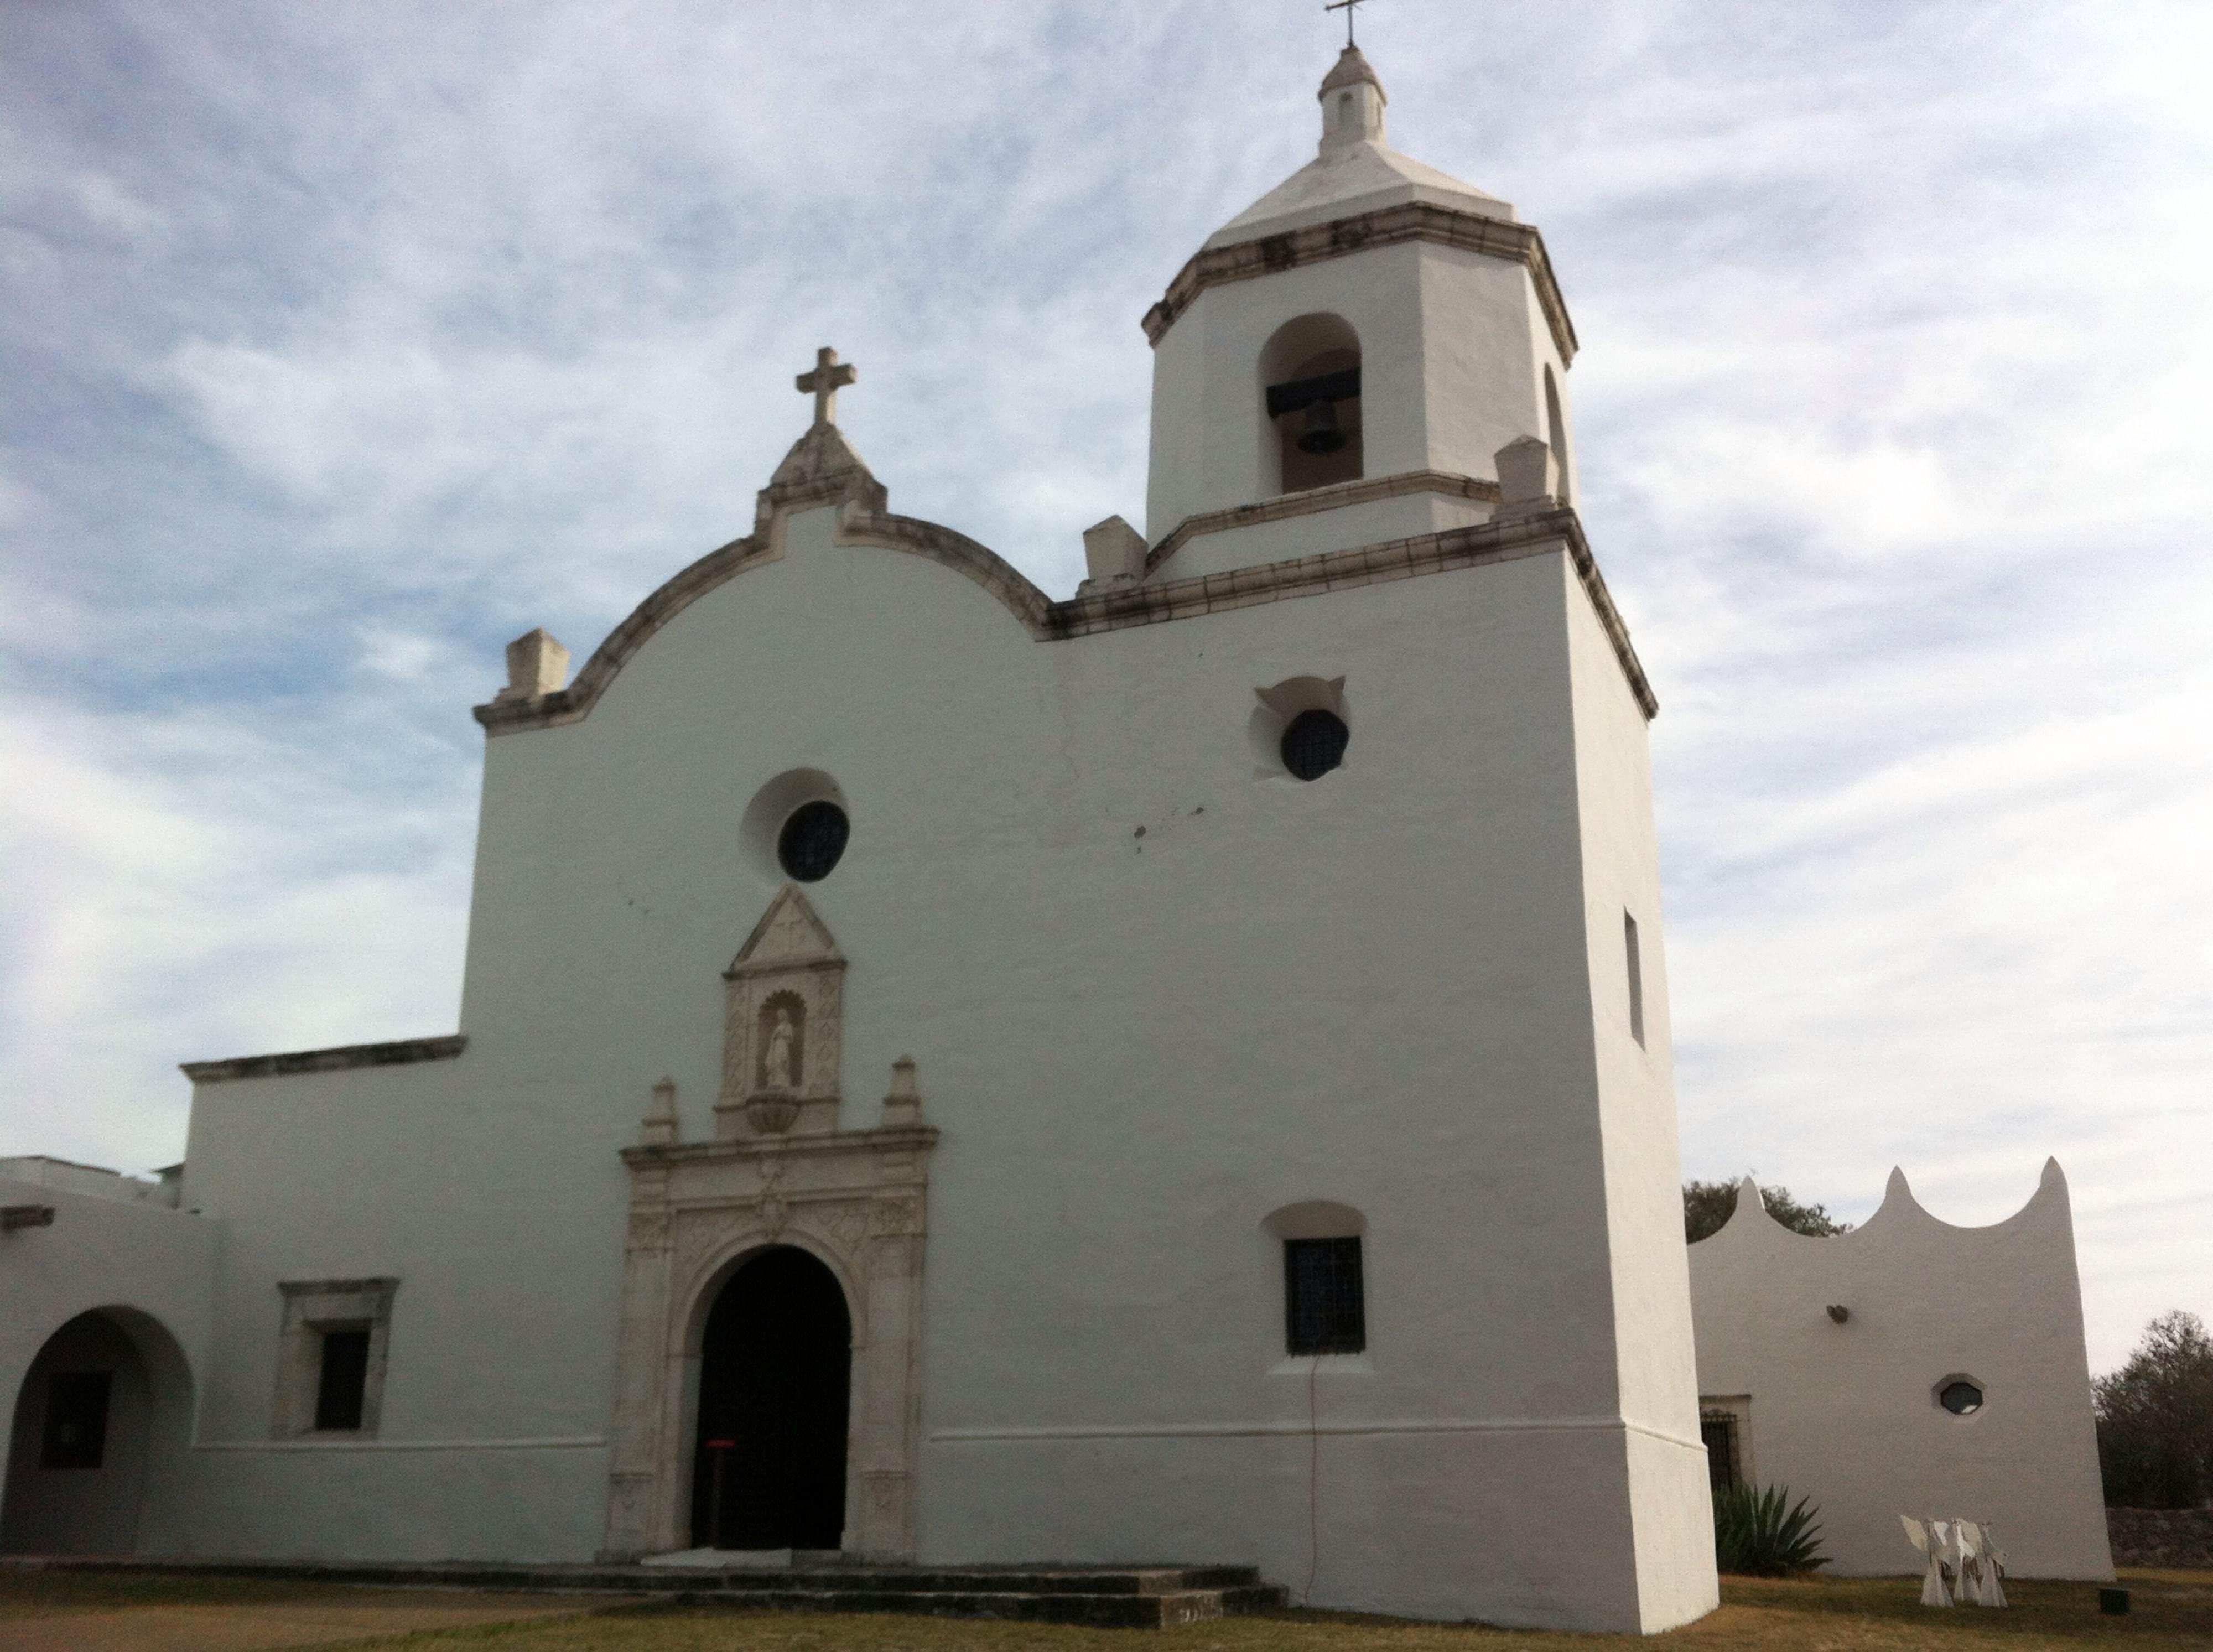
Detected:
left=717, top=885, right=846, bottom=1140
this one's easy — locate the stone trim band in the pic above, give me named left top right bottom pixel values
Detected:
left=476, top=498, right=1653, bottom=737
left=194, top=1435, right=607, bottom=1452
left=933, top=1415, right=1703, bottom=1452
left=181, top=1035, right=467, bottom=1085
left=1143, top=468, right=1502, bottom=574
left=1142, top=201, right=1580, bottom=365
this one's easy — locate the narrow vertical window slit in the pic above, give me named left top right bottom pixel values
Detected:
left=1624, top=911, right=1645, bottom=1047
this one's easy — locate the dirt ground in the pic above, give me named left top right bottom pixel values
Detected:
left=0, top=1568, right=2206, bottom=1651
left=0, top=1571, right=602, bottom=1651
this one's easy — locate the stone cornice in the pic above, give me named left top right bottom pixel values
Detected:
left=1142, top=201, right=1578, bottom=366
left=181, top=1035, right=467, bottom=1085
left=475, top=500, right=1653, bottom=735
left=1058, top=506, right=1655, bottom=720
left=620, top=1124, right=939, bottom=1168
left=1142, top=469, right=1499, bottom=575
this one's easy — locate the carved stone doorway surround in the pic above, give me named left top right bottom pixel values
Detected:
left=602, top=887, right=937, bottom=1560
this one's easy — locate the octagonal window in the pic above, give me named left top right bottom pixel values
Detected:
left=1937, top=1378, right=1985, bottom=1416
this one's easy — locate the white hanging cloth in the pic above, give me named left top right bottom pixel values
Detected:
left=1953, top=1522, right=1984, bottom=1602
left=1902, top=1515, right=1952, bottom=1607
left=1925, top=1520, right=1959, bottom=1607
left=1981, top=1525, right=2010, bottom=1608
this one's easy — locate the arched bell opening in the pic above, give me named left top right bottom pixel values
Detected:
left=685, top=1244, right=854, bottom=1551
left=1261, top=313, right=1364, bottom=496
left=2, top=1307, right=194, bottom=1556
left=1543, top=362, right=1573, bottom=507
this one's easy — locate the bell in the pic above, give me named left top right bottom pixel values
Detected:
left=1296, top=397, right=1347, bottom=455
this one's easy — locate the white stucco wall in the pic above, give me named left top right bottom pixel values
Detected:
left=177, top=1055, right=612, bottom=1560
left=14, top=55, right=1714, bottom=1627
left=1562, top=557, right=1718, bottom=1628
left=1687, top=1163, right=2113, bottom=1580
left=1159, top=490, right=1493, bottom=583
left=1144, top=238, right=1566, bottom=560
left=155, top=491, right=1703, bottom=1629
left=0, top=1168, right=217, bottom=1554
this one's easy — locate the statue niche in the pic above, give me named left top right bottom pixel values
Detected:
left=717, top=886, right=845, bottom=1139
left=761, top=998, right=802, bottom=1090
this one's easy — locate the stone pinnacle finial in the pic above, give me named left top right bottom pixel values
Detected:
left=882, top=1056, right=922, bottom=1127
left=796, top=346, right=858, bottom=429
left=640, top=1076, right=679, bottom=1146
left=497, top=628, right=569, bottom=702
left=1318, top=44, right=1385, bottom=153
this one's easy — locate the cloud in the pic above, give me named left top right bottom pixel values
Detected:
left=2, top=0, right=2208, bottom=1374
left=0, top=696, right=474, bottom=1173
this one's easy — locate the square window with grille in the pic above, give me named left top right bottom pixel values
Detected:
left=40, top=1371, right=112, bottom=1469
left=1701, top=1411, right=1741, bottom=1492
left=314, top=1327, right=372, bottom=1431
left=1284, top=1236, right=1365, bottom=1355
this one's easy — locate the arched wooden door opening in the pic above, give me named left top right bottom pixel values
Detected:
left=2, top=1308, right=190, bottom=1556
left=690, top=1245, right=851, bottom=1550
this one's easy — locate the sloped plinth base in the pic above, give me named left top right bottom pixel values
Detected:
left=11, top=1556, right=1289, bottom=1629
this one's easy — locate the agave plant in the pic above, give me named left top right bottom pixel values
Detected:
left=1713, top=1482, right=1831, bottom=1576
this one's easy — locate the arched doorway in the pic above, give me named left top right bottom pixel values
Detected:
left=691, top=1246, right=851, bottom=1550
left=2, top=1309, right=190, bottom=1556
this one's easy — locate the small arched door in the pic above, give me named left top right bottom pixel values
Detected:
left=2, top=1310, right=186, bottom=1556
left=692, top=1246, right=851, bottom=1550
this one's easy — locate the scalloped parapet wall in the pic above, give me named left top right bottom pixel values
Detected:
left=1687, top=1157, right=2113, bottom=1581
left=1706, top=1158, right=2072, bottom=1246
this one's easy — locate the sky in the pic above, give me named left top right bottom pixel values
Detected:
left=3, top=0, right=2208, bottom=1377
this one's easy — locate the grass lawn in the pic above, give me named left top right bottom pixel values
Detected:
left=0, top=1567, right=600, bottom=1649
left=0, top=1569, right=2205, bottom=1650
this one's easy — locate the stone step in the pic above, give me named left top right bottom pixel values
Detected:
left=8, top=1556, right=1290, bottom=1627
left=668, top=1564, right=1270, bottom=1597
left=664, top=1585, right=1286, bottom=1628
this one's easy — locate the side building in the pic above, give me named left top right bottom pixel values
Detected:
left=1689, top=1165, right=2115, bottom=1578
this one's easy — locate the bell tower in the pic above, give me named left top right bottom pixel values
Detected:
left=1141, top=46, right=1580, bottom=580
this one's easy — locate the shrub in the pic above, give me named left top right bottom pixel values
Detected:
left=1684, top=1179, right=1851, bottom=1244
left=1713, top=1482, right=1831, bottom=1576
left=2096, top=1310, right=2213, bottom=1509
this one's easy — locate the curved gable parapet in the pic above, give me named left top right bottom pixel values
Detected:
left=492, top=534, right=766, bottom=734
left=838, top=511, right=1057, bottom=633
left=475, top=500, right=1654, bottom=737
left=474, top=503, right=1061, bottom=737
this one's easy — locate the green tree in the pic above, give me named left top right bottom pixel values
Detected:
left=1684, top=1178, right=1851, bottom=1244
left=2095, top=1310, right=2213, bottom=1509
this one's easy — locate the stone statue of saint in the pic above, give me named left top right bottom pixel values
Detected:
left=764, top=1006, right=797, bottom=1091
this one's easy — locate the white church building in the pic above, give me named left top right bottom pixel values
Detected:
left=1, top=46, right=2111, bottom=1630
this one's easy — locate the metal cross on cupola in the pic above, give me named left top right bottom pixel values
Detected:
left=795, top=346, right=858, bottom=429
left=1324, top=0, right=1369, bottom=48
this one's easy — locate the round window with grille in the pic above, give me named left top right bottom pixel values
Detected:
left=777, top=801, right=850, bottom=882
left=1280, top=708, right=1349, bottom=781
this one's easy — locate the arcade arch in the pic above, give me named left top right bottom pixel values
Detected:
left=2, top=1308, right=193, bottom=1556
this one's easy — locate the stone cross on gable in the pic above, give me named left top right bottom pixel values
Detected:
left=796, top=346, right=858, bottom=428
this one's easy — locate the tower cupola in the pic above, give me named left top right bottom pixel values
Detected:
left=1139, top=49, right=1580, bottom=581
left=1318, top=45, right=1385, bottom=151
